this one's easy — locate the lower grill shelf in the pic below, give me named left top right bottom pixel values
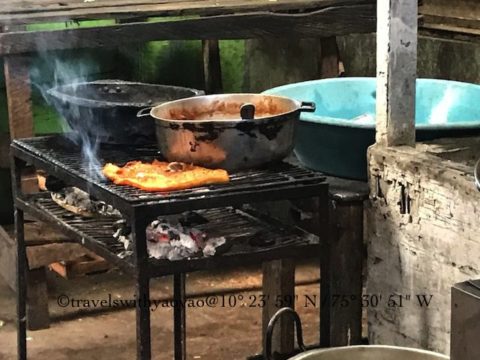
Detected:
left=17, top=194, right=320, bottom=277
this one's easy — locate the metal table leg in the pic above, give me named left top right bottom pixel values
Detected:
left=12, top=156, right=27, bottom=360
left=15, top=206, right=27, bottom=360
left=173, top=273, right=186, bottom=360
left=132, top=218, right=151, bottom=360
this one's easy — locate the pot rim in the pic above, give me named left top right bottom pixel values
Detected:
left=47, top=79, right=204, bottom=109
left=149, top=93, right=305, bottom=124
left=289, top=345, right=449, bottom=360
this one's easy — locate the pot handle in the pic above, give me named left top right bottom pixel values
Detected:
left=137, top=107, right=152, bottom=118
left=299, top=101, right=316, bottom=113
left=475, top=159, right=480, bottom=191
left=264, top=307, right=307, bottom=360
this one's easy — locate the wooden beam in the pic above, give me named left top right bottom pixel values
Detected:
left=26, top=242, right=91, bottom=269
left=376, top=0, right=418, bottom=147
left=0, top=5, right=376, bottom=55
left=0, top=0, right=376, bottom=26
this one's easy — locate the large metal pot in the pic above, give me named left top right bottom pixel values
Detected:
left=265, top=308, right=448, bottom=360
left=47, top=80, right=203, bottom=145
left=288, top=346, right=449, bottom=360
left=139, top=94, right=315, bottom=171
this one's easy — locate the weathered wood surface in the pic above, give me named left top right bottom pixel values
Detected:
left=49, top=255, right=110, bottom=279
left=0, top=0, right=375, bottom=26
left=0, top=3, right=376, bottom=55
left=202, top=39, right=223, bottom=94
left=419, top=0, right=480, bottom=42
left=26, top=242, right=91, bottom=269
left=0, top=225, right=17, bottom=290
left=26, top=267, right=50, bottom=330
left=367, top=138, right=480, bottom=354
left=319, top=37, right=341, bottom=78
left=4, top=56, right=34, bottom=139
left=376, top=0, right=418, bottom=147
left=5, top=221, right=71, bottom=246
left=262, top=259, right=296, bottom=357
left=328, top=200, right=364, bottom=346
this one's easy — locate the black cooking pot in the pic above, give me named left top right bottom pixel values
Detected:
left=47, top=80, right=204, bottom=145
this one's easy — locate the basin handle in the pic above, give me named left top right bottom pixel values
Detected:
left=137, top=107, right=153, bottom=118
left=264, top=307, right=307, bottom=360
left=299, top=102, right=316, bottom=113
left=475, top=159, right=480, bottom=191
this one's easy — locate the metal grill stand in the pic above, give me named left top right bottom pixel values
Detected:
left=11, top=135, right=330, bottom=360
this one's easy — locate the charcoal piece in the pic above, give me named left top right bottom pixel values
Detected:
left=179, top=212, right=209, bottom=227
left=45, top=176, right=66, bottom=192
left=248, top=230, right=275, bottom=247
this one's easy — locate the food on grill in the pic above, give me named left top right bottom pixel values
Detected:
left=51, top=187, right=122, bottom=218
left=102, top=160, right=229, bottom=192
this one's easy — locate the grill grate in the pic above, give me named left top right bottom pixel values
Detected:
left=33, top=195, right=319, bottom=274
left=13, top=135, right=326, bottom=205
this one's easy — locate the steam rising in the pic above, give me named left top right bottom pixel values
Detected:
left=32, top=57, right=105, bottom=182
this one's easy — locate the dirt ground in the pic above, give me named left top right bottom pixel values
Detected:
left=0, top=261, right=325, bottom=360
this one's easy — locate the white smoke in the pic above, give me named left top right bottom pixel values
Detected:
left=31, top=56, right=105, bottom=182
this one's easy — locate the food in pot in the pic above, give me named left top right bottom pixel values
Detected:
left=102, top=160, right=229, bottom=192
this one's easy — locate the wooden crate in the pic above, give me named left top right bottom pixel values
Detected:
left=50, top=253, right=110, bottom=279
left=366, top=137, right=480, bottom=355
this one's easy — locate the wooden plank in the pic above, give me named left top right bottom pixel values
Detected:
left=26, top=242, right=91, bottom=269
left=4, top=56, right=34, bottom=139
left=328, top=200, right=364, bottom=346
left=262, top=259, right=296, bottom=357
left=376, top=0, right=418, bottom=147
left=4, top=221, right=71, bottom=246
left=0, top=4, right=376, bottom=55
left=202, top=39, right=223, bottom=94
left=0, top=225, right=17, bottom=290
left=49, top=255, right=110, bottom=278
left=26, top=267, right=50, bottom=330
left=420, top=0, right=480, bottom=21
left=0, top=0, right=375, bottom=26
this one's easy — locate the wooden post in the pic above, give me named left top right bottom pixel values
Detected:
left=4, top=55, right=34, bottom=140
left=262, top=259, right=296, bottom=357
left=376, top=0, right=418, bottom=147
left=319, top=37, right=340, bottom=78
left=26, top=267, right=50, bottom=330
left=202, top=40, right=223, bottom=94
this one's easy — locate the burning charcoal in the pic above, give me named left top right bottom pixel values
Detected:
left=180, top=211, right=209, bottom=226
left=118, top=235, right=132, bottom=251
left=202, top=237, right=226, bottom=257
left=113, top=219, right=131, bottom=237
